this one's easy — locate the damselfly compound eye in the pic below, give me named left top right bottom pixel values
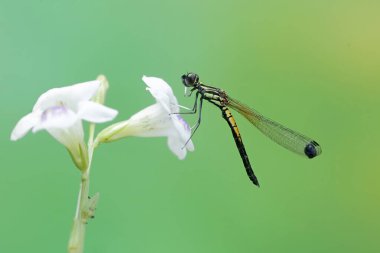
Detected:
left=181, top=73, right=199, bottom=87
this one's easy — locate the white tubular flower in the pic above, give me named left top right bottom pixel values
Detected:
left=97, top=76, right=194, bottom=160
left=11, top=80, right=118, bottom=171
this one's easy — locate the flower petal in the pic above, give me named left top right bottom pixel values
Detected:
left=167, top=135, right=187, bottom=160
left=142, top=76, right=173, bottom=97
left=142, top=76, right=179, bottom=113
left=185, top=138, right=195, bottom=152
left=77, top=100, right=118, bottom=123
left=10, top=112, right=40, bottom=141
left=46, top=120, right=88, bottom=170
left=33, top=80, right=100, bottom=112
left=171, top=114, right=194, bottom=151
left=46, top=120, right=84, bottom=149
left=126, top=103, right=172, bottom=137
left=97, top=103, right=176, bottom=144
left=32, top=107, right=78, bottom=133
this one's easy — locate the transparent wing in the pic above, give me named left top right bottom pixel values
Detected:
left=227, top=96, right=322, bottom=158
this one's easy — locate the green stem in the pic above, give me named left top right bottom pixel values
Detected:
left=68, top=123, right=97, bottom=253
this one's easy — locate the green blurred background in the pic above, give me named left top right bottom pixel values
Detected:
left=0, top=0, right=379, bottom=252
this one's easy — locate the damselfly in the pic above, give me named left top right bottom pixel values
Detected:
left=180, top=73, right=321, bottom=187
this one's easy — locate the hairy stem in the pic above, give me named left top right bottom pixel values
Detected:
left=68, top=122, right=97, bottom=253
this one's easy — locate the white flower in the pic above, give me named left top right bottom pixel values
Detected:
left=11, top=79, right=118, bottom=170
left=97, top=76, right=194, bottom=160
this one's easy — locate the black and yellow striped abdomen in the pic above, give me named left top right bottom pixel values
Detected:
left=223, top=107, right=242, bottom=139
left=221, top=106, right=260, bottom=187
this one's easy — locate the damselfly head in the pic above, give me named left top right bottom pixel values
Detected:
left=181, top=73, right=199, bottom=87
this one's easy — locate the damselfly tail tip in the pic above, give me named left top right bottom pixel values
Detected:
left=304, top=140, right=322, bottom=159
left=251, top=176, right=260, bottom=188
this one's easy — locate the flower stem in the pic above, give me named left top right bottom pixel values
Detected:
left=68, top=123, right=97, bottom=253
